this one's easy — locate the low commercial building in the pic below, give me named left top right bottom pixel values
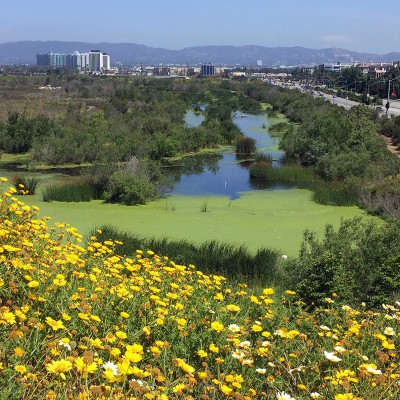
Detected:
left=201, top=63, right=216, bottom=76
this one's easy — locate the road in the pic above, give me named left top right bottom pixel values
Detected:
left=270, top=81, right=400, bottom=117
left=319, top=92, right=400, bottom=117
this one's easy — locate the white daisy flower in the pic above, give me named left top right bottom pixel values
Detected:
left=102, top=361, right=119, bottom=376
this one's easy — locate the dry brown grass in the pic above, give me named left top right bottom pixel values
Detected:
left=0, top=86, right=104, bottom=121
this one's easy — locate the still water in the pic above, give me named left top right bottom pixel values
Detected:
left=169, top=111, right=285, bottom=199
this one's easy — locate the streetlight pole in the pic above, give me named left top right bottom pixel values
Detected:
left=367, top=79, right=386, bottom=108
left=344, top=80, right=363, bottom=110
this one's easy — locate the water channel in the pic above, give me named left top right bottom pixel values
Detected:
left=5, top=109, right=373, bottom=255
left=168, top=110, right=286, bottom=199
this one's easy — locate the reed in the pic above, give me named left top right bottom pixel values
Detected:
left=254, top=153, right=273, bottom=163
left=312, top=184, right=359, bottom=206
left=249, top=164, right=358, bottom=206
left=10, top=174, right=40, bottom=195
left=200, top=201, right=209, bottom=212
left=249, top=164, right=317, bottom=185
left=42, top=181, right=98, bottom=202
left=90, top=226, right=281, bottom=285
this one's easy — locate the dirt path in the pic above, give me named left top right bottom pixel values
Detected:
left=380, top=134, right=400, bottom=157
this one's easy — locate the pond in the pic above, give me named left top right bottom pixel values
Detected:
left=4, top=109, right=376, bottom=256
left=169, top=110, right=287, bottom=199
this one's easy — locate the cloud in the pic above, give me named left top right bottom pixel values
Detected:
left=319, top=34, right=353, bottom=45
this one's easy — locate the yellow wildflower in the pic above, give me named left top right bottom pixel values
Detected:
left=75, top=357, right=98, bottom=374
left=14, top=364, right=27, bottom=374
left=46, top=359, right=73, bottom=380
left=45, top=317, right=66, bottom=331
left=211, top=321, right=224, bottom=332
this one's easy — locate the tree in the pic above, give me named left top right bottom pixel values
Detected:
left=0, top=112, right=32, bottom=153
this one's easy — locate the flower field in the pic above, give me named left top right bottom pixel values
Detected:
left=1, top=179, right=400, bottom=400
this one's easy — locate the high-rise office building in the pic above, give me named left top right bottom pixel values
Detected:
left=37, top=52, right=67, bottom=68
left=102, top=53, right=111, bottom=70
left=89, top=50, right=103, bottom=72
left=37, top=50, right=109, bottom=72
left=67, top=51, right=89, bottom=70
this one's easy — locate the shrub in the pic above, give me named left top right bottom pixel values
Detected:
left=235, top=136, right=256, bottom=155
left=266, top=109, right=278, bottom=118
left=285, top=218, right=400, bottom=308
left=103, top=170, right=158, bottom=205
left=269, top=121, right=291, bottom=134
left=359, top=176, right=400, bottom=219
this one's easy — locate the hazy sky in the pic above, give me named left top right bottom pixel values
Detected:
left=1, top=0, right=399, bottom=54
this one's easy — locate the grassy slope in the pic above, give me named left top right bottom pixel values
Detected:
left=2, top=186, right=398, bottom=400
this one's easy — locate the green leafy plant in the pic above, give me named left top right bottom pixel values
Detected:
left=10, top=174, right=40, bottom=195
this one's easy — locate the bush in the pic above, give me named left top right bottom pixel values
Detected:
left=359, top=176, right=400, bottom=219
left=269, top=121, right=291, bottom=134
left=103, top=170, right=158, bottom=205
left=235, top=136, right=256, bottom=155
left=285, top=218, right=400, bottom=308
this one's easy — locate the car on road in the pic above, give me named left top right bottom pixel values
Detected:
left=332, top=95, right=337, bottom=99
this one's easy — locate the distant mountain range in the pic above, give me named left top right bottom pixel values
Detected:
left=0, top=41, right=399, bottom=67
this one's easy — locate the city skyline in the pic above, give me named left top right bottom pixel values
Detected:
left=1, top=0, right=400, bottom=54
left=36, top=50, right=112, bottom=72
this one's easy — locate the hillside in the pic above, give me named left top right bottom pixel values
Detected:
left=1, top=179, right=400, bottom=399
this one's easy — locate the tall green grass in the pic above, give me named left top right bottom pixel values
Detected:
left=10, top=174, right=40, bottom=195
left=90, top=226, right=281, bottom=285
left=250, top=164, right=317, bottom=185
left=254, top=153, right=273, bottom=164
left=312, top=184, right=359, bottom=206
left=42, top=181, right=98, bottom=202
left=249, top=164, right=359, bottom=206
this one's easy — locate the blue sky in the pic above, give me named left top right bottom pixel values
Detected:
left=1, top=0, right=399, bottom=54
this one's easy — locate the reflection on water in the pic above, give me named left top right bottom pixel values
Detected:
left=184, top=109, right=205, bottom=128
left=167, top=111, right=288, bottom=199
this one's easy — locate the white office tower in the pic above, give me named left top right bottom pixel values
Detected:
left=80, top=53, right=90, bottom=70
left=89, top=50, right=104, bottom=72
left=103, top=53, right=111, bottom=70
left=68, top=51, right=89, bottom=70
